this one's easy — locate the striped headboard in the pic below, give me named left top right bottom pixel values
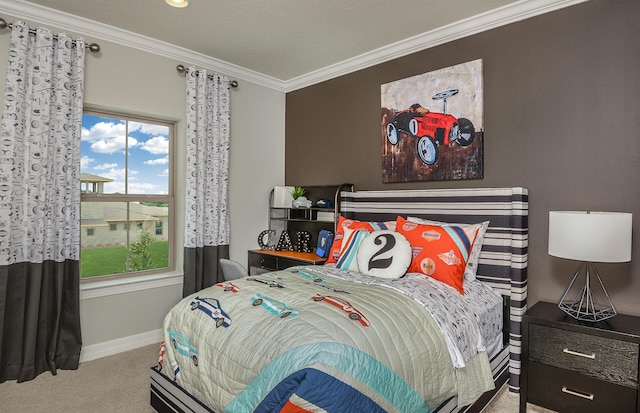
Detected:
left=339, top=187, right=528, bottom=393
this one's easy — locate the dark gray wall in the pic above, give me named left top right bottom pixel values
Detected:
left=285, top=0, right=640, bottom=315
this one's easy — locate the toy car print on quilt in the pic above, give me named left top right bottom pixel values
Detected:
left=160, top=266, right=495, bottom=413
left=311, top=264, right=503, bottom=369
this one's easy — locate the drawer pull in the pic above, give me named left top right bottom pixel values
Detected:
left=563, top=348, right=596, bottom=360
left=561, top=386, right=594, bottom=401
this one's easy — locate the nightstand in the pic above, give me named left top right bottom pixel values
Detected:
left=248, top=249, right=327, bottom=275
left=520, top=301, right=640, bottom=413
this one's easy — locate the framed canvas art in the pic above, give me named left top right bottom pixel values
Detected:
left=381, top=59, right=484, bottom=183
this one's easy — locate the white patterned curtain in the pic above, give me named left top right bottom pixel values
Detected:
left=183, top=67, right=230, bottom=296
left=0, top=21, right=84, bottom=382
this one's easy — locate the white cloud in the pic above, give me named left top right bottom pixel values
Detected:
left=159, top=169, right=169, bottom=177
left=144, top=156, right=169, bottom=166
left=82, top=116, right=170, bottom=195
left=80, top=156, right=94, bottom=169
left=91, top=136, right=138, bottom=154
left=83, top=120, right=145, bottom=154
left=102, top=171, right=159, bottom=194
left=139, top=136, right=168, bottom=155
left=103, top=181, right=125, bottom=194
left=82, top=121, right=126, bottom=142
left=128, top=182, right=161, bottom=194
left=94, top=167, right=138, bottom=183
left=104, top=168, right=125, bottom=181
left=104, top=180, right=160, bottom=194
left=94, top=162, right=119, bottom=170
left=129, top=122, right=169, bottom=136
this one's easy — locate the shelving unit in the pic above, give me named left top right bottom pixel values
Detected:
left=248, top=183, right=353, bottom=275
left=267, top=183, right=353, bottom=246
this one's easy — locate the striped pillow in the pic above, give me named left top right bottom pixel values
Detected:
left=336, top=228, right=370, bottom=271
left=326, top=216, right=393, bottom=264
left=408, top=217, right=489, bottom=281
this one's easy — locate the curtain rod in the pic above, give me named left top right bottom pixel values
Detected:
left=176, top=64, right=238, bottom=88
left=0, top=17, right=100, bottom=53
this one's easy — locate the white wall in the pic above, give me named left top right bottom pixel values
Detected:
left=227, top=82, right=285, bottom=263
left=0, top=15, right=285, bottom=351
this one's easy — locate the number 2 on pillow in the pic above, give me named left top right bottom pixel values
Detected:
left=367, top=233, right=395, bottom=270
left=356, top=230, right=412, bottom=279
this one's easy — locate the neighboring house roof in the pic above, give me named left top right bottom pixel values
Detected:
left=81, top=202, right=167, bottom=226
left=80, top=172, right=168, bottom=227
left=137, top=204, right=169, bottom=218
left=80, top=173, right=114, bottom=183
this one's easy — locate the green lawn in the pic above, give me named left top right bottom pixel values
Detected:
left=81, top=241, right=169, bottom=278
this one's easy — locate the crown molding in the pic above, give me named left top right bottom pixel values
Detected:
left=0, top=0, right=589, bottom=93
left=283, top=0, right=590, bottom=92
left=0, top=0, right=287, bottom=91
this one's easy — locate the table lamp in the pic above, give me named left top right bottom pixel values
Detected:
left=548, top=211, right=632, bottom=322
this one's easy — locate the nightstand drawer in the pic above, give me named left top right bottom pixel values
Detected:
left=529, top=323, right=639, bottom=387
left=277, top=257, right=305, bottom=268
left=248, top=250, right=326, bottom=275
left=528, top=362, right=637, bottom=413
left=248, top=253, right=277, bottom=270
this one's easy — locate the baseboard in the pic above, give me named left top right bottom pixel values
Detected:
left=80, top=328, right=163, bottom=363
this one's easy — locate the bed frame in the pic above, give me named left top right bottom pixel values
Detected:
left=340, top=187, right=528, bottom=412
left=151, top=187, right=528, bottom=413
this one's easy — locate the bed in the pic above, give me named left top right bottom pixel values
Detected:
left=150, top=187, right=528, bottom=413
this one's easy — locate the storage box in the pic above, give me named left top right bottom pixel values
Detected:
left=317, top=211, right=335, bottom=222
left=272, top=186, right=294, bottom=208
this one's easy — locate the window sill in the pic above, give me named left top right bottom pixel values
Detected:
left=80, top=271, right=183, bottom=300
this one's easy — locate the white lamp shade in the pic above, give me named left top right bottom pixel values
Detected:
left=548, top=211, right=632, bottom=263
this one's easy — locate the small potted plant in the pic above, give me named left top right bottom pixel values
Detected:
left=291, top=186, right=311, bottom=208
left=291, top=186, right=306, bottom=201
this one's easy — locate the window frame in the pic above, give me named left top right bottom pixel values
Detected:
left=80, top=108, right=176, bottom=283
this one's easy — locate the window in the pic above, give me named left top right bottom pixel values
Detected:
left=80, top=110, right=174, bottom=280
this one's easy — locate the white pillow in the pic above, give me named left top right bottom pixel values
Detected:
left=356, top=230, right=411, bottom=279
left=407, top=217, right=489, bottom=281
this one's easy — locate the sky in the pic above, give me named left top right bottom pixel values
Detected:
left=81, top=113, right=170, bottom=195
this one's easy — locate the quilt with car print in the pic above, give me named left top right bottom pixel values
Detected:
left=159, top=265, right=496, bottom=413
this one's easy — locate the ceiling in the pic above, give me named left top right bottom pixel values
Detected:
left=2, top=0, right=586, bottom=90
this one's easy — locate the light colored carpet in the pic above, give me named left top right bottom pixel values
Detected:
left=0, top=344, right=158, bottom=413
left=0, top=343, right=555, bottom=413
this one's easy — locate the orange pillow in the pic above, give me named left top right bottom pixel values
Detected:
left=325, top=216, right=394, bottom=264
left=395, top=216, right=479, bottom=294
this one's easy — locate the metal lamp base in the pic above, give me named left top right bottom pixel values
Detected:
left=558, top=261, right=617, bottom=323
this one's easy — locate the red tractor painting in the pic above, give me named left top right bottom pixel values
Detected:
left=385, top=89, right=475, bottom=165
